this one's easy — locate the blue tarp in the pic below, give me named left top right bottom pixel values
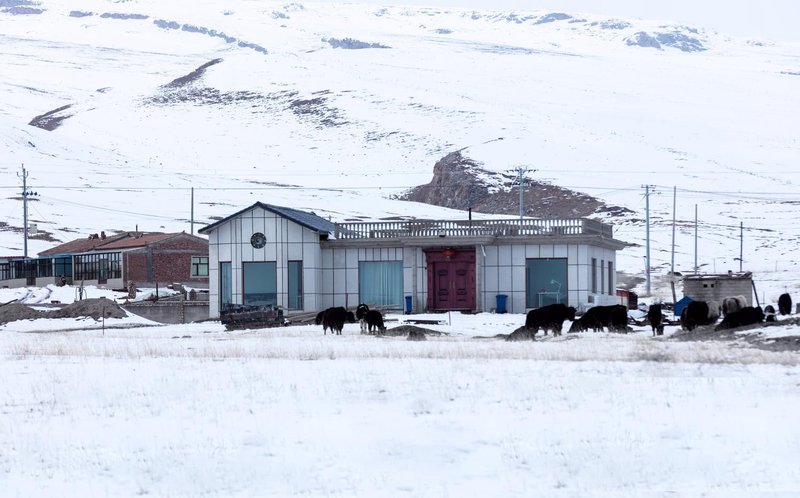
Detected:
left=674, top=296, right=693, bottom=318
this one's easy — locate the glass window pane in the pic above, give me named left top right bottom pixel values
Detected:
left=243, top=262, right=276, bottom=306
left=288, top=261, right=303, bottom=310
left=359, top=261, right=403, bottom=308
left=526, top=258, right=568, bottom=308
left=191, top=256, right=209, bottom=277
left=220, top=262, right=232, bottom=308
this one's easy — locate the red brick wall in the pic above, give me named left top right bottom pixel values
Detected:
left=123, top=236, right=209, bottom=288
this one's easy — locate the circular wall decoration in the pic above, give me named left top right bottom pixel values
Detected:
left=250, top=232, right=267, bottom=249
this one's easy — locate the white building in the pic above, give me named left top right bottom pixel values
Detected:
left=198, top=202, right=628, bottom=317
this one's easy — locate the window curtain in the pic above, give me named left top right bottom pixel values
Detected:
left=359, top=261, right=403, bottom=308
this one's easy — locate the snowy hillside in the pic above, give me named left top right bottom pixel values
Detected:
left=1, top=0, right=799, bottom=302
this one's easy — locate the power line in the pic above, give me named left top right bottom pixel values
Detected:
left=42, top=195, right=189, bottom=222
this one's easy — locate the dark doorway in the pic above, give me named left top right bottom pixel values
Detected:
left=425, top=248, right=476, bottom=311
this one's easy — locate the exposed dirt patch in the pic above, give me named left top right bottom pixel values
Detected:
left=145, top=78, right=347, bottom=128
left=0, top=298, right=127, bottom=325
left=163, top=58, right=223, bottom=88
left=0, top=302, right=42, bottom=323
left=28, top=104, right=74, bottom=131
left=381, top=324, right=447, bottom=337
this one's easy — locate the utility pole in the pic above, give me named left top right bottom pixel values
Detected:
left=642, top=184, right=654, bottom=296
left=739, top=221, right=743, bottom=272
left=670, top=187, right=676, bottom=275
left=670, top=186, right=677, bottom=303
left=513, top=166, right=528, bottom=223
left=17, top=164, right=38, bottom=258
left=190, top=187, right=194, bottom=235
left=694, top=204, right=698, bottom=275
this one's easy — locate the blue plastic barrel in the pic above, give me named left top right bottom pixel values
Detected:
left=496, top=294, right=508, bottom=314
left=404, top=295, right=413, bottom=314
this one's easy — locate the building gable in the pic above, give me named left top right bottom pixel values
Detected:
left=198, top=202, right=334, bottom=236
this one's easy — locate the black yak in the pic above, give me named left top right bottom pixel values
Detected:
left=680, top=300, right=717, bottom=331
left=524, top=303, right=577, bottom=337
left=569, top=304, right=627, bottom=333
left=778, top=293, right=792, bottom=315
left=647, top=303, right=664, bottom=336
left=321, top=306, right=356, bottom=335
left=715, top=306, right=764, bottom=331
left=365, top=309, right=386, bottom=334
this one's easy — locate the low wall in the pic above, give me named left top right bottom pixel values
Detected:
left=122, top=301, right=209, bottom=324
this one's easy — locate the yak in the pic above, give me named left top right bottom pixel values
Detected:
left=764, top=304, right=777, bottom=323
left=680, top=300, right=721, bottom=331
left=778, top=293, right=792, bottom=315
left=321, top=306, right=356, bottom=335
left=569, top=304, right=627, bottom=333
left=524, top=303, right=577, bottom=337
left=365, top=309, right=386, bottom=334
left=722, top=295, right=747, bottom=317
left=647, top=303, right=664, bottom=336
left=715, top=306, right=764, bottom=331
left=356, top=303, right=370, bottom=333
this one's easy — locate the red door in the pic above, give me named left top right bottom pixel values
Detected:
left=426, top=248, right=476, bottom=311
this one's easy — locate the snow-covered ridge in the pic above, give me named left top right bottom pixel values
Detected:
left=2, top=1, right=718, bottom=54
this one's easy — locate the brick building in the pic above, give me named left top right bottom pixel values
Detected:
left=1, top=231, right=208, bottom=290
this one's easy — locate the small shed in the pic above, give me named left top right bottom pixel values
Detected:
left=616, top=289, right=639, bottom=310
left=682, top=271, right=753, bottom=307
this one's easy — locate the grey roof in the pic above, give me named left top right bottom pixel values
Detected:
left=198, top=202, right=336, bottom=235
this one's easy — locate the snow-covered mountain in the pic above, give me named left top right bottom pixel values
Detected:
left=1, top=0, right=799, bottom=302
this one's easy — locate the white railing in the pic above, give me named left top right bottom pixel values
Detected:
left=334, top=218, right=612, bottom=240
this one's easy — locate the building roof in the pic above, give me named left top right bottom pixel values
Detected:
left=99, top=233, right=175, bottom=250
left=198, top=202, right=336, bottom=236
left=37, top=232, right=205, bottom=257
left=683, top=271, right=753, bottom=281
left=38, top=232, right=130, bottom=256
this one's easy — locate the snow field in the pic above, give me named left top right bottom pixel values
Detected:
left=2, top=315, right=799, bottom=496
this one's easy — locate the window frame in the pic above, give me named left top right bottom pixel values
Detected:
left=191, top=256, right=209, bottom=277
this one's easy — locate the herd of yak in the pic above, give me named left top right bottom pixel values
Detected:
left=313, top=293, right=793, bottom=338
left=315, top=303, right=386, bottom=335
left=521, top=292, right=793, bottom=339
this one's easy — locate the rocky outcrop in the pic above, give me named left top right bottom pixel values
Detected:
left=400, top=151, right=633, bottom=219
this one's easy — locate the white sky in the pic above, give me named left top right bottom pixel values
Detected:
left=339, top=0, right=800, bottom=41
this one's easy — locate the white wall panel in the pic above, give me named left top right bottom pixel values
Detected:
left=511, top=244, right=526, bottom=265
left=497, top=246, right=512, bottom=266
left=485, top=246, right=498, bottom=266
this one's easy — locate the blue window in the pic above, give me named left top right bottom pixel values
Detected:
left=359, top=261, right=403, bottom=309
left=288, top=261, right=303, bottom=310
left=220, top=262, right=232, bottom=308
left=243, top=261, right=277, bottom=306
left=526, top=258, right=568, bottom=308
